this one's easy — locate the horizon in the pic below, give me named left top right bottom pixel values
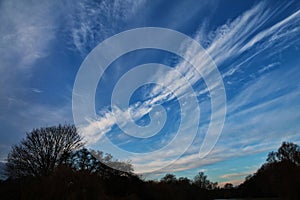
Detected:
left=1, top=0, right=300, bottom=186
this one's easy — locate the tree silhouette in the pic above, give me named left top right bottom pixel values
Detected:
left=6, top=124, right=83, bottom=178
left=267, top=141, right=300, bottom=165
left=68, top=148, right=134, bottom=177
left=224, top=183, right=233, bottom=189
left=193, top=172, right=217, bottom=189
left=161, top=173, right=177, bottom=184
left=90, top=149, right=134, bottom=176
left=178, top=177, right=191, bottom=184
left=67, top=148, right=100, bottom=174
left=240, top=142, right=300, bottom=199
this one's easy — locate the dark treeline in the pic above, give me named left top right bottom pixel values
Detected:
left=0, top=124, right=299, bottom=199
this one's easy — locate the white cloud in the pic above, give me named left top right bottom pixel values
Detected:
left=131, top=64, right=300, bottom=174
left=67, top=0, right=146, bottom=56
left=0, top=0, right=59, bottom=124
left=31, top=88, right=43, bottom=93
left=240, top=9, right=300, bottom=53
left=220, top=171, right=254, bottom=179
left=77, top=1, right=300, bottom=175
left=219, top=179, right=245, bottom=187
left=257, top=62, right=280, bottom=74
left=140, top=1, right=300, bottom=124
left=0, top=0, right=57, bottom=69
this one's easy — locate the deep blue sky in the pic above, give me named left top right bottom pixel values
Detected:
left=1, top=0, right=300, bottom=185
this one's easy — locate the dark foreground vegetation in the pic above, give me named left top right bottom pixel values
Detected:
left=0, top=124, right=299, bottom=199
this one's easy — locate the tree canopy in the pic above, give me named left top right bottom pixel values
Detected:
left=5, top=124, right=134, bottom=180
left=193, top=172, right=218, bottom=189
left=6, top=124, right=83, bottom=178
left=266, top=141, right=300, bottom=165
left=160, top=173, right=177, bottom=183
left=239, top=142, right=300, bottom=199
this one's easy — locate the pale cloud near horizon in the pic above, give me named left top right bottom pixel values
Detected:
left=220, top=171, right=255, bottom=179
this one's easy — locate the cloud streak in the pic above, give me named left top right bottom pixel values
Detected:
left=0, top=0, right=63, bottom=154
left=77, top=1, right=300, bottom=176
left=0, top=0, right=58, bottom=69
left=67, top=0, right=146, bottom=56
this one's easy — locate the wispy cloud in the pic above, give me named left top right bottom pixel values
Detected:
left=67, top=0, right=146, bottom=56
left=31, top=88, right=43, bottom=93
left=0, top=0, right=66, bottom=158
left=78, top=1, right=300, bottom=175
left=220, top=171, right=254, bottom=179
left=0, top=0, right=57, bottom=69
left=219, top=179, right=245, bottom=187
left=257, top=62, right=280, bottom=74
left=0, top=0, right=59, bottom=128
left=240, top=9, right=300, bottom=53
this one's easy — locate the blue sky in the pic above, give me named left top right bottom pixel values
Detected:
left=1, top=0, right=300, bottom=185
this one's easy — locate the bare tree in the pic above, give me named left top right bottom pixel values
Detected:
left=193, top=172, right=209, bottom=189
left=90, top=150, right=134, bottom=176
left=193, top=172, right=217, bottom=189
left=6, top=124, right=83, bottom=178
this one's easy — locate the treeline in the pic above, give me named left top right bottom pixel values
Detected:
left=211, top=141, right=300, bottom=199
left=148, top=141, right=300, bottom=199
left=0, top=124, right=299, bottom=199
left=0, top=124, right=214, bottom=199
left=238, top=141, right=300, bottom=199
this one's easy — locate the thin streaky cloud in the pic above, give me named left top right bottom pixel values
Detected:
left=82, top=1, right=300, bottom=148
left=67, top=0, right=146, bottom=56
left=76, top=2, right=300, bottom=176
left=220, top=171, right=255, bottom=179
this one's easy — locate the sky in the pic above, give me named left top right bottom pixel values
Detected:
left=1, top=0, right=300, bottom=185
